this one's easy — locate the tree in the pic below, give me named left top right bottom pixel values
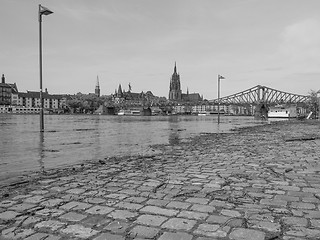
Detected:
left=307, top=90, right=320, bottom=118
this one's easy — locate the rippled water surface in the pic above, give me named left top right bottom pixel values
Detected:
left=0, top=114, right=266, bottom=179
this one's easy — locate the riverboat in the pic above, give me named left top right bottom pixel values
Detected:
left=268, top=105, right=297, bottom=118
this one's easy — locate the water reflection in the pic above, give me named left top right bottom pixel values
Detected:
left=168, top=116, right=182, bottom=145
left=93, top=116, right=101, bottom=160
left=38, top=132, right=45, bottom=172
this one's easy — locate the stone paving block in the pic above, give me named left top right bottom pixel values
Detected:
left=209, top=200, right=234, bottom=209
left=221, top=209, right=242, bottom=217
left=194, top=223, right=228, bottom=238
left=291, top=202, right=316, bottom=210
left=8, top=203, right=37, bottom=212
left=108, top=209, right=138, bottom=220
left=0, top=200, right=16, bottom=208
left=60, top=201, right=92, bottom=211
left=161, top=217, right=196, bottom=231
left=274, top=195, right=299, bottom=202
left=35, top=220, right=66, bottom=231
left=115, top=201, right=143, bottom=210
left=22, top=216, right=42, bottom=226
left=104, top=220, right=130, bottom=233
left=65, top=188, right=86, bottom=194
left=129, top=225, right=160, bottom=239
left=12, top=194, right=32, bottom=200
left=85, top=197, right=106, bottom=204
left=191, top=204, right=216, bottom=213
left=136, top=214, right=168, bottom=226
left=250, top=220, right=281, bottom=232
left=287, top=191, right=313, bottom=198
left=40, top=198, right=64, bottom=207
left=260, top=199, right=287, bottom=207
left=185, top=197, right=209, bottom=205
left=0, top=210, right=19, bottom=220
left=284, top=226, right=320, bottom=238
left=24, top=233, right=61, bottom=240
left=310, top=219, right=320, bottom=228
left=94, top=232, right=125, bottom=240
left=206, top=214, right=230, bottom=224
left=166, top=201, right=191, bottom=209
left=302, top=187, right=320, bottom=193
left=59, top=212, right=87, bottom=222
left=86, top=205, right=114, bottom=215
left=81, top=215, right=111, bottom=228
left=229, top=228, right=265, bottom=240
left=35, top=208, right=65, bottom=217
left=24, top=195, right=46, bottom=204
left=282, top=217, right=308, bottom=227
left=124, top=196, right=147, bottom=203
left=158, top=232, right=193, bottom=240
left=1, top=227, right=34, bottom=239
left=178, top=210, right=208, bottom=220
left=146, top=199, right=169, bottom=207
left=140, top=205, right=178, bottom=217
left=60, top=224, right=99, bottom=239
left=29, top=190, right=49, bottom=195
left=105, top=193, right=128, bottom=200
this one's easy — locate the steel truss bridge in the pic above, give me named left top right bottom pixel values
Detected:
left=210, top=85, right=309, bottom=106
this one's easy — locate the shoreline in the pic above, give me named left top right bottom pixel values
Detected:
left=1, top=119, right=320, bottom=239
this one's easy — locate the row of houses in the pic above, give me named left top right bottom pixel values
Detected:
left=173, top=104, right=252, bottom=115
left=0, top=74, right=68, bottom=113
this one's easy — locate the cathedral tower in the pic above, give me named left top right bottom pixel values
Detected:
left=169, top=62, right=182, bottom=101
left=95, top=76, right=100, bottom=97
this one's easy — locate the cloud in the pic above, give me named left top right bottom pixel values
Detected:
left=280, top=18, right=320, bottom=64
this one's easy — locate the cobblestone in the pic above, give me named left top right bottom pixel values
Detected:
left=1, top=121, right=320, bottom=239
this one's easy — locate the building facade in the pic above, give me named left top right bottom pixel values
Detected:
left=0, top=74, right=18, bottom=105
left=11, top=89, right=67, bottom=110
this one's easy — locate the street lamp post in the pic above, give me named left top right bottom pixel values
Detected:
left=217, top=74, right=225, bottom=124
left=39, top=4, right=53, bottom=132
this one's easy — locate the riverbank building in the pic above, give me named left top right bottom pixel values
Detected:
left=0, top=74, right=18, bottom=105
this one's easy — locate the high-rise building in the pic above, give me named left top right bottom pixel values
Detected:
left=169, top=62, right=182, bottom=101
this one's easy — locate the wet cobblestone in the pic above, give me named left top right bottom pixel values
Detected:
left=1, top=120, right=320, bottom=239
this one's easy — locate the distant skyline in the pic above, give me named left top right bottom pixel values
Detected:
left=1, top=0, right=320, bottom=99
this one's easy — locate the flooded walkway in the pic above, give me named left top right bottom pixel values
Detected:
left=1, top=120, right=320, bottom=239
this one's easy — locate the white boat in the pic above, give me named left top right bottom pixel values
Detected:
left=117, top=109, right=141, bottom=116
left=268, top=105, right=297, bottom=118
left=198, top=111, right=210, bottom=116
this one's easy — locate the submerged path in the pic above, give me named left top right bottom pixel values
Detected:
left=1, top=120, right=320, bottom=240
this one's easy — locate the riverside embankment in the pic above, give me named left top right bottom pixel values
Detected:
left=1, top=120, right=320, bottom=240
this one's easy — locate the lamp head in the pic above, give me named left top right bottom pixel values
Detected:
left=39, top=5, right=53, bottom=16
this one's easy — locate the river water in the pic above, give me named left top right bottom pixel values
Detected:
left=0, top=114, right=266, bottom=180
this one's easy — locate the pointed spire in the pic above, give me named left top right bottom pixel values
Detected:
left=96, top=75, right=100, bottom=87
left=174, top=62, right=177, bottom=73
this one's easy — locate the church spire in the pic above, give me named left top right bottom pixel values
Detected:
left=95, top=75, right=100, bottom=97
left=174, top=62, right=177, bottom=73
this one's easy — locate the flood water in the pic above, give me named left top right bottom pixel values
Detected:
left=0, top=114, right=266, bottom=180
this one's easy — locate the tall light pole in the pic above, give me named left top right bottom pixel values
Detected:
left=217, top=74, right=225, bottom=124
left=39, top=4, right=53, bottom=132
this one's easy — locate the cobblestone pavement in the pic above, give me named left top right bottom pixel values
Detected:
left=1, top=120, right=320, bottom=240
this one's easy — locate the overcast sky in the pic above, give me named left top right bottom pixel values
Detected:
left=1, top=0, right=320, bottom=99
